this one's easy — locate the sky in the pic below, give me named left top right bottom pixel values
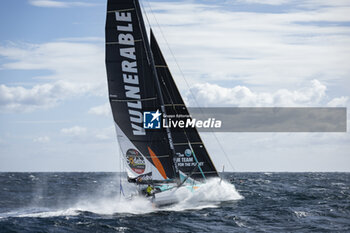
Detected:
left=0, top=0, right=349, bottom=172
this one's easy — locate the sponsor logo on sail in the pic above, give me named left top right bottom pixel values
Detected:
left=126, top=149, right=145, bottom=174
left=184, top=149, right=192, bottom=157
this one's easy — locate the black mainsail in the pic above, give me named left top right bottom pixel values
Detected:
left=106, top=0, right=218, bottom=184
left=106, top=0, right=176, bottom=181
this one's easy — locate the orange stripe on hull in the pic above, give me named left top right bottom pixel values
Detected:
left=148, top=147, right=167, bottom=179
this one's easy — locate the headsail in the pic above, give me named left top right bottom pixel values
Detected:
left=150, top=31, right=219, bottom=179
left=105, top=0, right=176, bottom=181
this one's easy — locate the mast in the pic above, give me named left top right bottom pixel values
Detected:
left=134, top=0, right=179, bottom=180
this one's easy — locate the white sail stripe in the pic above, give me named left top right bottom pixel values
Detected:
left=145, top=155, right=170, bottom=158
left=107, top=8, right=135, bottom=13
left=164, top=104, right=185, bottom=106
left=110, top=97, right=156, bottom=102
left=173, top=142, right=203, bottom=146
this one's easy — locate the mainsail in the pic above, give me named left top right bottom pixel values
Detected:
left=105, top=0, right=218, bottom=183
left=106, top=0, right=176, bottom=181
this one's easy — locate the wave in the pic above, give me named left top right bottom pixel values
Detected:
left=0, top=178, right=242, bottom=218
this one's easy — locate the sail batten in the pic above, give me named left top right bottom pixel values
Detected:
left=106, top=39, right=143, bottom=45
left=109, top=97, right=157, bottom=102
left=107, top=8, right=135, bottom=13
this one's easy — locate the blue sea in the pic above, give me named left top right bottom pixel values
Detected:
left=0, top=172, right=349, bottom=232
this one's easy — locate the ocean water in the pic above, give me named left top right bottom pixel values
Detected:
left=0, top=172, right=349, bottom=232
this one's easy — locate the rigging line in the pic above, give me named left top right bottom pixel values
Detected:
left=144, top=0, right=235, bottom=172
left=119, top=145, right=125, bottom=197
left=139, top=0, right=152, bottom=31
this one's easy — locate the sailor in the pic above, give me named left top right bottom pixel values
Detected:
left=146, top=184, right=154, bottom=196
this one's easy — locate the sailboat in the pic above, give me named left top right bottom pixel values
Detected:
left=105, top=0, right=220, bottom=206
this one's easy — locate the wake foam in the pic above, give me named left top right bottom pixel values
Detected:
left=64, top=178, right=242, bottom=215
left=164, top=178, right=243, bottom=211
left=73, top=195, right=155, bottom=215
left=1, top=177, right=242, bottom=218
